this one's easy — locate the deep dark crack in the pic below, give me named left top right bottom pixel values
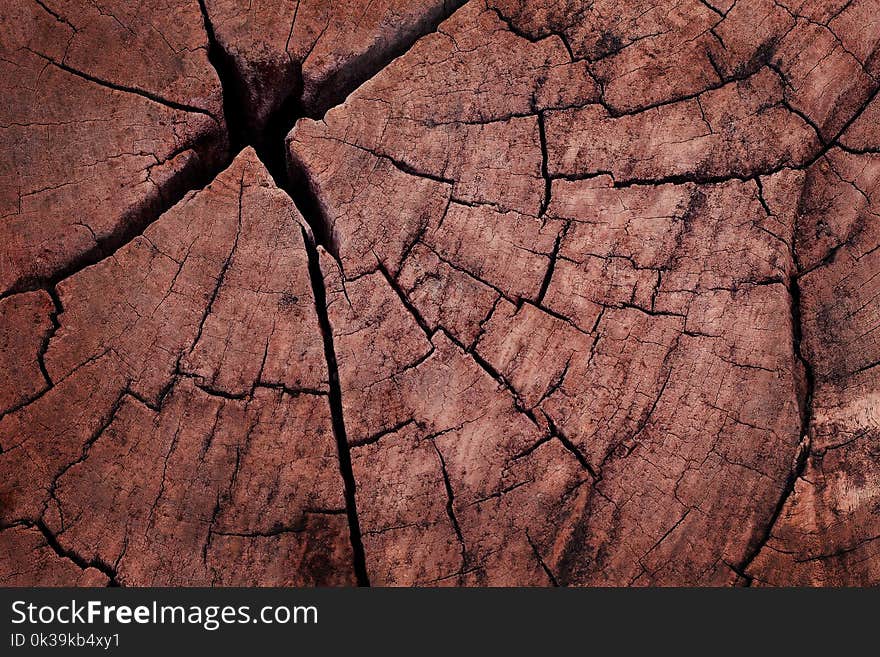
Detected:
left=302, top=226, right=370, bottom=586
left=735, top=269, right=815, bottom=585
left=34, top=520, right=120, bottom=586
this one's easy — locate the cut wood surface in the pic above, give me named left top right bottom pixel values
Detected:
left=2, top=0, right=879, bottom=586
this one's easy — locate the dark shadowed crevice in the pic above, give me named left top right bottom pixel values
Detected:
left=189, top=55, right=329, bottom=260
left=36, top=288, right=64, bottom=388
left=263, top=126, right=339, bottom=257
left=789, top=276, right=816, bottom=467
left=194, top=0, right=336, bottom=254
left=194, top=0, right=473, bottom=255
left=301, top=226, right=370, bottom=587
left=537, top=112, right=552, bottom=217
left=197, top=0, right=249, bottom=152
left=300, top=0, right=469, bottom=117
left=34, top=520, right=120, bottom=586
left=536, top=224, right=567, bottom=305
left=0, top=133, right=226, bottom=301
left=735, top=271, right=815, bottom=585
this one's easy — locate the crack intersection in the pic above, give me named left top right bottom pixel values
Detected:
left=6, top=0, right=878, bottom=587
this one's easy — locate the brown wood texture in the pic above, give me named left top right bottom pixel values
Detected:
left=2, top=0, right=879, bottom=586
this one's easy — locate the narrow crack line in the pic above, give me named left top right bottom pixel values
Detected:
left=209, top=510, right=351, bottom=546
left=252, top=382, right=327, bottom=397
left=0, top=383, right=52, bottom=422
left=644, top=509, right=692, bottom=560
left=794, top=533, right=880, bottom=563
left=582, top=58, right=776, bottom=119
left=552, top=166, right=794, bottom=189
left=525, top=530, right=559, bottom=586
left=524, top=300, right=592, bottom=336
left=537, top=111, right=552, bottom=218
left=546, top=416, right=599, bottom=479
left=511, top=434, right=553, bottom=462
left=29, top=49, right=217, bottom=120
left=301, top=226, right=370, bottom=586
left=535, top=356, right=571, bottom=408
left=547, top=72, right=880, bottom=190
left=282, top=0, right=301, bottom=64
left=212, top=528, right=301, bottom=538
left=420, top=241, right=512, bottom=302
left=318, top=135, right=455, bottom=185
left=468, top=478, right=532, bottom=506
left=460, top=341, right=537, bottom=423
left=182, top=376, right=249, bottom=401
left=850, top=358, right=880, bottom=376
left=350, top=418, right=417, bottom=449
left=32, top=520, right=120, bottom=586
left=29, top=286, right=64, bottom=394
left=485, top=4, right=576, bottom=61
left=837, top=143, right=880, bottom=156
left=147, top=419, right=185, bottom=529
left=697, top=0, right=726, bottom=18
left=203, top=405, right=259, bottom=567
left=622, top=367, right=672, bottom=446
left=187, top=172, right=244, bottom=356
left=202, top=491, right=223, bottom=566
left=827, top=81, right=880, bottom=148
left=536, top=222, right=568, bottom=305
left=430, top=439, right=467, bottom=569
left=590, top=341, right=677, bottom=478
left=42, top=388, right=129, bottom=527
left=33, top=0, right=78, bottom=31
left=377, top=261, right=435, bottom=339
